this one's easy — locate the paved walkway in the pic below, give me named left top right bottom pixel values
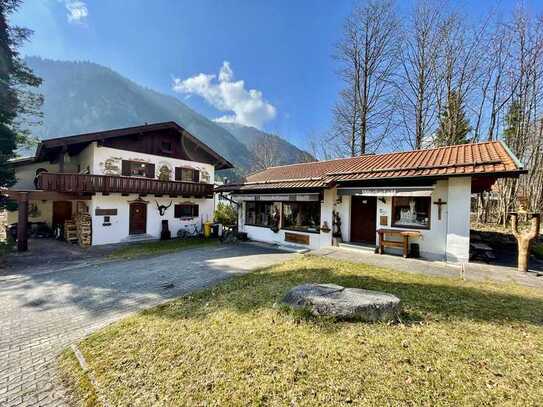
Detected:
left=312, top=247, right=543, bottom=290
left=0, top=243, right=294, bottom=406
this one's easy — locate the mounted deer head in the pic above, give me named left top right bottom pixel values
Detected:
left=155, top=200, right=173, bottom=216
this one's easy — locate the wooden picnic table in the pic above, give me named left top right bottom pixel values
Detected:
left=469, top=242, right=495, bottom=263
left=377, top=228, right=422, bottom=258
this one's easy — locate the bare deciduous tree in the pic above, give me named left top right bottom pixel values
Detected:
left=333, top=0, right=399, bottom=155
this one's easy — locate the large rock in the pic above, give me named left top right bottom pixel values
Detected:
left=282, top=283, right=401, bottom=322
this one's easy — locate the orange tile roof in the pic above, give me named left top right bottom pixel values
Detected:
left=217, top=141, right=524, bottom=192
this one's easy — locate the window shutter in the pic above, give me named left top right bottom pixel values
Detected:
left=175, top=167, right=181, bottom=181
left=192, top=204, right=199, bottom=217
left=174, top=204, right=181, bottom=218
left=121, top=160, right=130, bottom=176
left=146, top=163, right=155, bottom=178
left=192, top=169, right=200, bottom=183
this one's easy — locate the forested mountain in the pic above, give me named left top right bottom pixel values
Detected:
left=24, top=57, right=311, bottom=177
left=219, top=122, right=314, bottom=169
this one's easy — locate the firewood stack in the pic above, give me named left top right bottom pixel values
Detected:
left=64, top=220, right=78, bottom=243
left=76, top=213, right=92, bottom=248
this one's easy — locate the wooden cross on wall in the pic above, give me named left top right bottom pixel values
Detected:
left=434, top=198, right=447, bottom=220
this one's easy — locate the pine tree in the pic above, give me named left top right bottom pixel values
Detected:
left=503, top=99, right=522, bottom=146
left=0, top=0, right=42, bottom=195
left=434, top=91, right=471, bottom=147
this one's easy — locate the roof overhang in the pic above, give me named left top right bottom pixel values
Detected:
left=34, top=122, right=234, bottom=170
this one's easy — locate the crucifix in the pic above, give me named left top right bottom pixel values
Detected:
left=434, top=198, right=447, bottom=220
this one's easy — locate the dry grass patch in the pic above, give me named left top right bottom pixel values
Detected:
left=107, top=238, right=216, bottom=260
left=60, top=256, right=543, bottom=406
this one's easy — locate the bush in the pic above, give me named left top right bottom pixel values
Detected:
left=214, top=202, right=237, bottom=226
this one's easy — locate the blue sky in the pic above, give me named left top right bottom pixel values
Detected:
left=11, top=0, right=543, bottom=151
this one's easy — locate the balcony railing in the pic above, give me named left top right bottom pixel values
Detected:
left=37, top=172, right=214, bottom=197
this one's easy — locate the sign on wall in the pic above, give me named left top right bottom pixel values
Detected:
left=95, top=208, right=118, bottom=216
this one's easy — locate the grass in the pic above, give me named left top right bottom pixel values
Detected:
left=107, top=238, right=217, bottom=260
left=59, top=256, right=543, bottom=406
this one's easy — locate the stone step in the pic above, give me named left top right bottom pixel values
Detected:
left=339, top=242, right=377, bottom=254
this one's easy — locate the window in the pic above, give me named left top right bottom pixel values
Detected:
left=282, top=202, right=321, bottom=233
left=161, top=141, right=173, bottom=153
left=175, top=167, right=200, bottom=182
left=122, top=160, right=155, bottom=178
left=174, top=204, right=199, bottom=218
left=245, top=202, right=274, bottom=227
left=391, top=197, right=431, bottom=229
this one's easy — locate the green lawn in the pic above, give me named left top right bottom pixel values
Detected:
left=107, top=238, right=217, bottom=260
left=60, top=256, right=543, bottom=406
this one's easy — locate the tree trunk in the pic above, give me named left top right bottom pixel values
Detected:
left=511, top=213, right=540, bottom=272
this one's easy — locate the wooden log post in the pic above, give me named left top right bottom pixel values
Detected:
left=511, top=212, right=541, bottom=273
left=16, top=192, right=29, bottom=252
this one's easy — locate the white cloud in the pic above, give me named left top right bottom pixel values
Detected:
left=172, top=61, right=276, bottom=129
left=63, top=0, right=88, bottom=23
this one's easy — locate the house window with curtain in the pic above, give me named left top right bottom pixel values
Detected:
left=282, top=202, right=320, bottom=233
left=175, top=167, right=200, bottom=182
left=245, top=202, right=274, bottom=227
left=121, top=160, right=155, bottom=178
left=391, top=197, right=431, bottom=229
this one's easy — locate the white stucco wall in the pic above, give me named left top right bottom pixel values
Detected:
left=446, top=177, right=471, bottom=263
left=90, top=145, right=214, bottom=184
left=90, top=193, right=214, bottom=245
left=11, top=161, right=61, bottom=190
left=7, top=200, right=53, bottom=226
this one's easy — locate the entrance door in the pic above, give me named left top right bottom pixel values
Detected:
left=350, top=196, right=377, bottom=244
left=53, top=201, right=73, bottom=227
left=129, top=203, right=147, bottom=235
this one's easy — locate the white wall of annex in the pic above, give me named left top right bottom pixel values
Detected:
left=446, top=177, right=471, bottom=263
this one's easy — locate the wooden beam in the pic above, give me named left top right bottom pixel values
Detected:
left=17, top=192, right=28, bottom=252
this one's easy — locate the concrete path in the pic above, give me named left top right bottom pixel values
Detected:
left=312, top=247, right=543, bottom=290
left=0, top=243, right=295, bottom=406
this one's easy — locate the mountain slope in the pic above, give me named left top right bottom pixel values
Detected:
left=218, top=122, right=314, bottom=167
left=25, top=57, right=256, bottom=172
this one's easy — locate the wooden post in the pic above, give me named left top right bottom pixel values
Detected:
left=511, top=212, right=541, bottom=273
left=17, top=192, right=29, bottom=252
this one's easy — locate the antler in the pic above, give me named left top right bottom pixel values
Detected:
left=165, top=201, right=173, bottom=209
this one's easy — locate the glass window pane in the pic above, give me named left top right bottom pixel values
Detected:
left=391, top=197, right=431, bottom=229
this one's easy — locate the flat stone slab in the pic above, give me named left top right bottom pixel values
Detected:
left=282, top=283, right=401, bottom=322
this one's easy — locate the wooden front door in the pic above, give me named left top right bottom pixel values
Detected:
left=129, top=202, right=147, bottom=235
left=53, top=201, right=72, bottom=226
left=350, top=196, right=377, bottom=244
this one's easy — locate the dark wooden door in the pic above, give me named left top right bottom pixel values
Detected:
left=350, top=196, right=377, bottom=244
left=52, top=201, right=72, bottom=226
left=129, top=203, right=147, bottom=235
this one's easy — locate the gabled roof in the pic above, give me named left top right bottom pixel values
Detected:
left=33, top=121, right=234, bottom=170
left=218, top=141, right=525, bottom=192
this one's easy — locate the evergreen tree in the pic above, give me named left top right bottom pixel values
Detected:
left=0, top=0, right=42, bottom=194
left=434, top=91, right=471, bottom=147
left=502, top=99, right=522, bottom=146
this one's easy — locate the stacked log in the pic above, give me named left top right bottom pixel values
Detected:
left=76, top=213, right=92, bottom=248
left=64, top=220, right=78, bottom=243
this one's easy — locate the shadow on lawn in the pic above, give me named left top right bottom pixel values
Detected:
left=146, top=265, right=543, bottom=326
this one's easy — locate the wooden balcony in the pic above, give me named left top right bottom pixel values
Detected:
left=37, top=172, right=214, bottom=197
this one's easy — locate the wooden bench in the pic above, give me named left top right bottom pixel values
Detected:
left=377, top=228, right=422, bottom=258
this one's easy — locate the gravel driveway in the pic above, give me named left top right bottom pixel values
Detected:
left=0, top=243, right=294, bottom=406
